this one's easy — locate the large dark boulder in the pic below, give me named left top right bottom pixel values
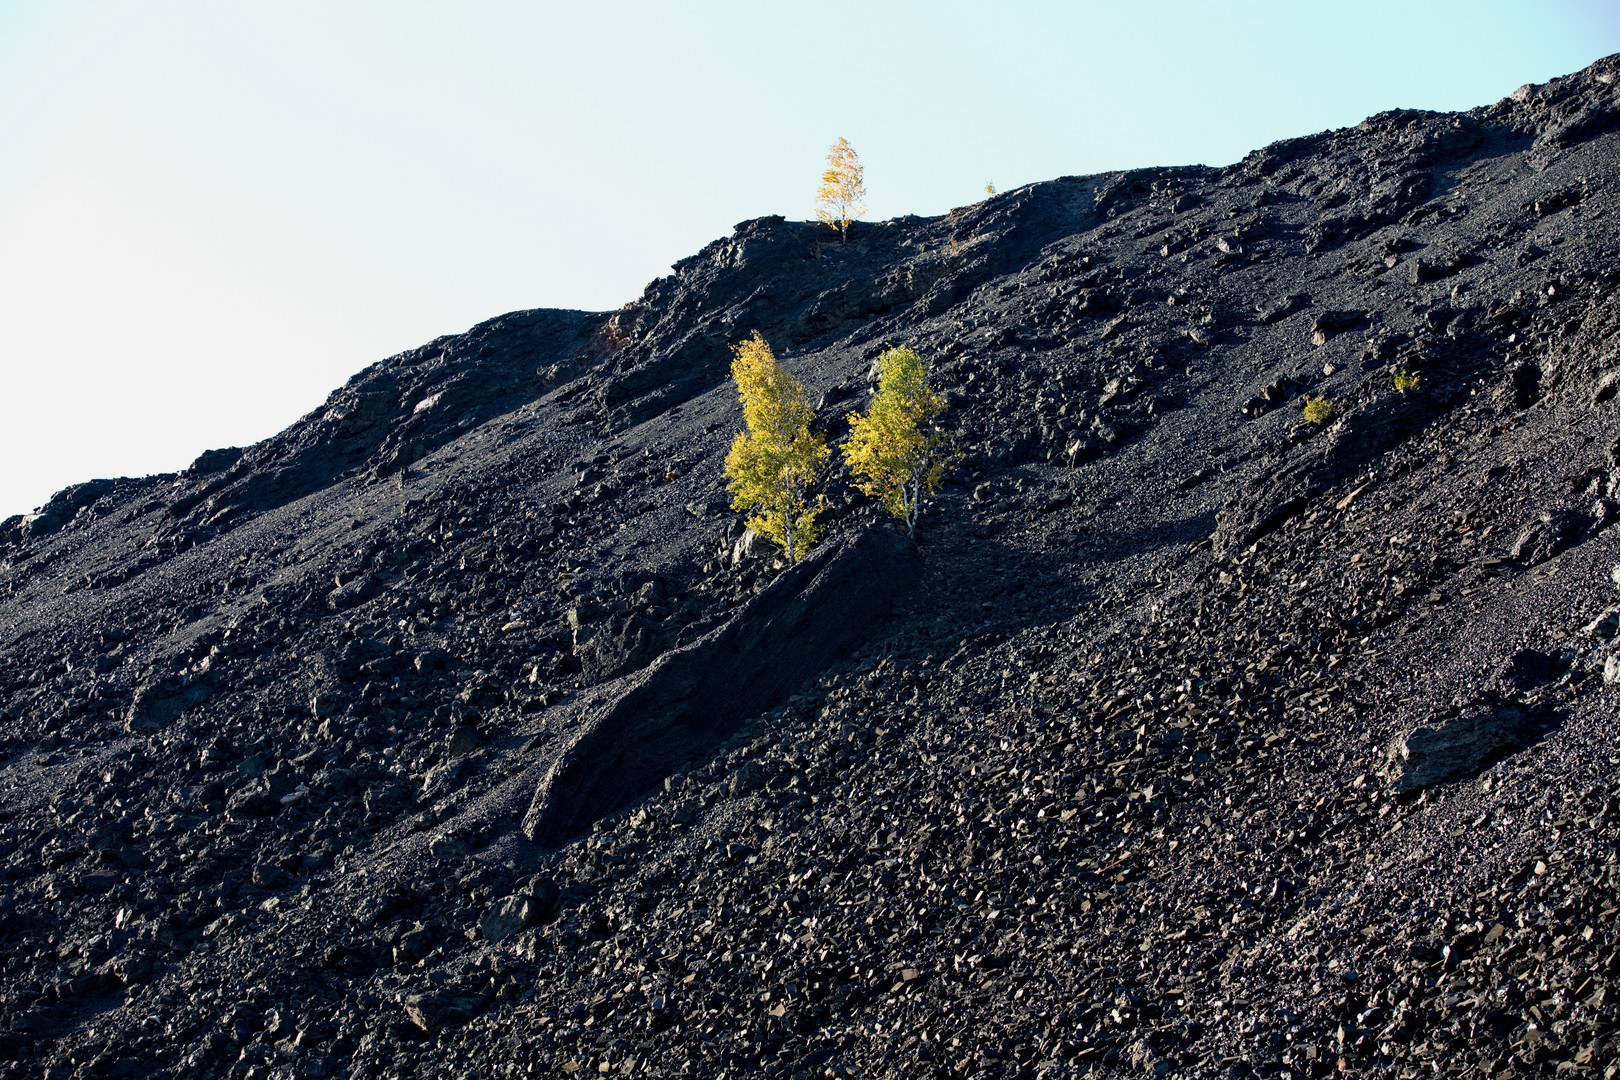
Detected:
left=523, top=526, right=916, bottom=846
left=125, top=672, right=214, bottom=733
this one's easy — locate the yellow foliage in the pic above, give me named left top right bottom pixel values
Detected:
left=814, top=138, right=867, bottom=241
left=722, top=332, right=829, bottom=564
left=1393, top=367, right=1422, bottom=393
left=843, top=346, right=955, bottom=536
left=1303, top=396, right=1337, bottom=424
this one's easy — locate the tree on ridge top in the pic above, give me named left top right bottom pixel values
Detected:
left=815, top=137, right=866, bottom=241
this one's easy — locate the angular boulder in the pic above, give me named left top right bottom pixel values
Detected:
left=402, top=992, right=485, bottom=1033
left=125, top=673, right=213, bottom=733
left=480, top=894, right=546, bottom=943
left=1384, top=703, right=1529, bottom=793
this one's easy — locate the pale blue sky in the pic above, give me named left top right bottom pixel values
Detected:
left=2, top=1, right=1616, bottom=517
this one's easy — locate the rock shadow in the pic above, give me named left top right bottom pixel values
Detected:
left=522, top=526, right=917, bottom=847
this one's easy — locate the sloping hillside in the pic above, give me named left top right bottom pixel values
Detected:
left=4, top=54, right=1620, bottom=1080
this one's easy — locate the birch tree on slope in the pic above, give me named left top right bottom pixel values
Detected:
left=723, top=332, right=829, bottom=564
left=843, top=346, right=954, bottom=537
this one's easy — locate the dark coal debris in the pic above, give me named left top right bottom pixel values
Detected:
left=6, top=56, right=1620, bottom=1080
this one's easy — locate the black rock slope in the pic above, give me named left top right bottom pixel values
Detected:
left=4, top=56, right=1620, bottom=1080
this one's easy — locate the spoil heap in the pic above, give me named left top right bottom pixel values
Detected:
left=5, top=55, right=1620, bottom=1080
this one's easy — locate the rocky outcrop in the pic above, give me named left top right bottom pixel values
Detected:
left=523, top=526, right=915, bottom=846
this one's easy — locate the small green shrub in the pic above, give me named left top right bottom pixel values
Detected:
left=1303, top=396, right=1336, bottom=424
left=1393, top=368, right=1422, bottom=393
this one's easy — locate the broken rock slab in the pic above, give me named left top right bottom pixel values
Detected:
left=125, top=672, right=214, bottom=733
left=479, top=889, right=554, bottom=943
left=1384, top=703, right=1529, bottom=794
left=402, top=992, right=485, bottom=1033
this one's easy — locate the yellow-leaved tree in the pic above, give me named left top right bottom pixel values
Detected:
left=723, top=332, right=830, bottom=564
left=814, top=137, right=866, bottom=241
left=843, top=346, right=954, bottom=537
